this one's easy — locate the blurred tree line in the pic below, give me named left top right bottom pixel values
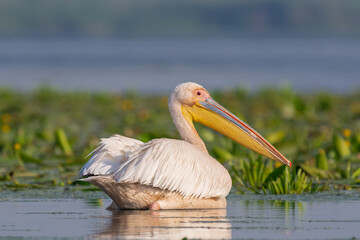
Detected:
left=0, top=0, right=359, bottom=38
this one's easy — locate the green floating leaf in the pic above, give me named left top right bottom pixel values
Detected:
left=72, top=180, right=91, bottom=186
left=300, top=164, right=333, bottom=179
left=19, top=151, right=43, bottom=165
left=13, top=171, right=41, bottom=178
left=55, top=128, right=73, bottom=156
left=315, top=149, right=328, bottom=170
left=81, top=187, right=101, bottom=192
left=85, top=199, right=103, bottom=207
left=333, top=135, right=351, bottom=159
left=351, top=167, right=360, bottom=179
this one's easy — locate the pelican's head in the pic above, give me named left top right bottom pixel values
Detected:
left=171, top=82, right=292, bottom=167
left=171, top=82, right=210, bottom=106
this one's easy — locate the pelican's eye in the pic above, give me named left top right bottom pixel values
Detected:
left=194, top=89, right=209, bottom=101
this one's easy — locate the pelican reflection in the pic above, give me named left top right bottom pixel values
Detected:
left=90, top=208, right=231, bottom=239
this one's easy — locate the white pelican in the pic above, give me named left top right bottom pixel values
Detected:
left=79, top=82, right=291, bottom=210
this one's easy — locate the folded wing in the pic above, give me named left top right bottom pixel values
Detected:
left=114, top=138, right=232, bottom=199
left=80, top=136, right=231, bottom=199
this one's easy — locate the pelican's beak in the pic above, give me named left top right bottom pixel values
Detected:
left=182, top=98, right=292, bottom=167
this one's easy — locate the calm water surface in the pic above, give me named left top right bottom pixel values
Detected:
left=1, top=192, right=359, bottom=239
left=0, top=38, right=359, bottom=93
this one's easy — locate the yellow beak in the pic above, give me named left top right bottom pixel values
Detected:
left=182, top=98, right=292, bottom=167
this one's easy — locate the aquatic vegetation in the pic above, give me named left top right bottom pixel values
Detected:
left=230, top=156, right=326, bottom=194
left=266, top=168, right=325, bottom=194
left=0, top=85, right=359, bottom=194
left=230, top=156, right=274, bottom=194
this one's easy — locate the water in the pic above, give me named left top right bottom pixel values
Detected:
left=0, top=38, right=359, bottom=93
left=1, top=192, right=360, bottom=239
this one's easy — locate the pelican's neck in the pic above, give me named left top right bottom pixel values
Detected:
left=169, top=101, right=208, bottom=153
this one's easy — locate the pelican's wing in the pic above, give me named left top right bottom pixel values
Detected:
left=113, top=138, right=232, bottom=199
left=79, top=135, right=143, bottom=177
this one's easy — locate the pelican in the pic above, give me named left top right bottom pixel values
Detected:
left=79, top=82, right=291, bottom=210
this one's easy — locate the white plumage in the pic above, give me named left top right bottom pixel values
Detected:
left=79, top=135, right=142, bottom=177
left=80, top=136, right=231, bottom=199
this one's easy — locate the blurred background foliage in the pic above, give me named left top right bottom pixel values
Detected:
left=0, top=0, right=360, bottom=38
left=0, top=86, right=359, bottom=193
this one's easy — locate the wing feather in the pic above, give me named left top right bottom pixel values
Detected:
left=79, top=135, right=143, bottom=177
left=114, top=138, right=232, bottom=198
left=80, top=136, right=231, bottom=199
